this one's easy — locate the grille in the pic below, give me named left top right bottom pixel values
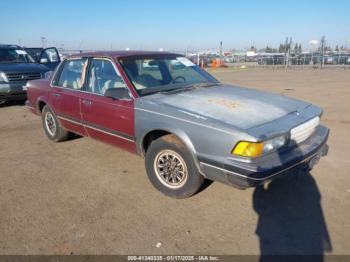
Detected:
left=6, top=72, right=41, bottom=82
left=291, top=117, right=320, bottom=144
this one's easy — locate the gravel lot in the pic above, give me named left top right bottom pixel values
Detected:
left=0, top=68, right=349, bottom=255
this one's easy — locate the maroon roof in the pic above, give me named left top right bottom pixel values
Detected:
left=69, top=50, right=183, bottom=59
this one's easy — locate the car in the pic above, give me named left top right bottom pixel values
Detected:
left=26, top=51, right=329, bottom=198
left=0, top=45, right=60, bottom=103
left=23, top=48, right=45, bottom=63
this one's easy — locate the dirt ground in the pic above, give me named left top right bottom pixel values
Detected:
left=0, top=68, right=349, bottom=255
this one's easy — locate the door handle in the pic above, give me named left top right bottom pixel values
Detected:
left=52, top=93, right=61, bottom=98
left=81, top=99, right=92, bottom=106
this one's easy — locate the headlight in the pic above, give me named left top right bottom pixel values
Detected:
left=263, top=135, right=287, bottom=154
left=0, top=72, right=8, bottom=82
left=232, top=135, right=288, bottom=158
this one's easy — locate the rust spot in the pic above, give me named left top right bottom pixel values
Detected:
left=162, top=134, right=185, bottom=149
left=207, top=99, right=242, bottom=110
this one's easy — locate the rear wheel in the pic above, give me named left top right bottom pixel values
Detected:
left=42, top=105, right=69, bottom=142
left=145, top=135, right=204, bottom=198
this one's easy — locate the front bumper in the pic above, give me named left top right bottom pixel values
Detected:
left=200, top=125, right=329, bottom=188
left=0, top=82, right=27, bottom=101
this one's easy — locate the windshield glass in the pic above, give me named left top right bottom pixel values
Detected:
left=0, top=49, right=35, bottom=63
left=119, top=56, right=218, bottom=96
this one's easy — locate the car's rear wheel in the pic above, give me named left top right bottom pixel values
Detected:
left=42, top=105, right=69, bottom=142
left=145, top=134, right=204, bottom=198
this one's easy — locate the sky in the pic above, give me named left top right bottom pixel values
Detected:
left=1, top=0, right=350, bottom=51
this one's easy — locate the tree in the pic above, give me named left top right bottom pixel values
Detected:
left=250, top=46, right=257, bottom=52
left=279, top=44, right=284, bottom=53
left=294, top=43, right=298, bottom=53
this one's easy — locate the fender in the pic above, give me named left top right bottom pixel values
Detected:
left=36, top=95, right=50, bottom=115
left=137, top=122, right=201, bottom=170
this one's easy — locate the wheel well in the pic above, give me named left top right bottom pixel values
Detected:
left=142, top=130, right=171, bottom=154
left=38, top=101, right=46, bottom=112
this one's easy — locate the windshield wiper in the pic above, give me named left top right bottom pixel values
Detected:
left=182, top=82, right=219, bottom=89
left=140, top=81, right=220, bottom=96
left=160, top=82, right=219, bottom=94
left=160, top=85, right=196, bottom=94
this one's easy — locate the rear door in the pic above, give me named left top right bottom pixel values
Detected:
left=80, top=58, right=136, bottom=153
left=50, top=58, right=88, bottom=136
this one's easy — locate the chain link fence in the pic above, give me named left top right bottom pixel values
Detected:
left=256, top=53, right=350, bottom=68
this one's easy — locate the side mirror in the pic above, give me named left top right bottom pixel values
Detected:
left=104, top=88, right=131, bottom=100
left=40, top=58, right=48, bottom=63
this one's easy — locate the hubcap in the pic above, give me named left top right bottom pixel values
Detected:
left=45, top=112, right=56, bottom=136
left=154, top=150, right=188, bottom=189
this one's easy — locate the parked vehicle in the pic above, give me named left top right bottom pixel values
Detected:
left=24, top=48, right=45, bottom=62
left=26, top=51, right=329, bottom=198
left=258, top=55, right=285, bottom=65
left=0, top=44, right=60, bottom=103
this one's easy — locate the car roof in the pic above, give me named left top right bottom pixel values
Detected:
left=0, top=44, right=22, bottom=50
left=69, top=50, right=184, bottom=59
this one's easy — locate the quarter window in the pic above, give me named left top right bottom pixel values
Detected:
left=86, top=59, right=127, bottom=95
left=57, top=58, right=88, bottom=89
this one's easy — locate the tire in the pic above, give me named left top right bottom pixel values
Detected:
left=41, top=105, right=69, bottom=142
left=145, top=134, right=205, bottom=198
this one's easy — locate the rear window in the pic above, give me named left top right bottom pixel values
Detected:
left=56, top=59, right=88, bottom=89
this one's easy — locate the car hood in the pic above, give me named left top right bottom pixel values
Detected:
left=0, top=63, right=49, bottom=73
left=142, top=84, right=311, bottom=130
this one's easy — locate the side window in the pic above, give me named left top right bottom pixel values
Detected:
left=57, top=58, right=88, bottom=90
left=87, top=59, right=127, bottom=95
left=40, top=48, right=60, bottom=63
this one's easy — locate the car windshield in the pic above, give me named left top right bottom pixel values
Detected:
left=119, top=56, right=219, bottom=96
left=0, top=49, right=35, bottom=63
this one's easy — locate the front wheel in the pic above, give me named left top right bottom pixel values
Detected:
left=145, top=135, right=204, bottom=198
left=41, top=105, right=69, bottom=142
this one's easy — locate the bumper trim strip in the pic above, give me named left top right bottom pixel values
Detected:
left=200, top=149, right=322, bottom=181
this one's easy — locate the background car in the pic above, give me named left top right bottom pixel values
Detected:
left=0, top=44, right=60, bottom=103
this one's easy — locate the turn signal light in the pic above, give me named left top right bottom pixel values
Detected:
left=232, top=141, right=264, bottom=158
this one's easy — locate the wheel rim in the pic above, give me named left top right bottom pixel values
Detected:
left=45, top=111, right=57, bottom=136
left=153, top=150, right=188, bottom=189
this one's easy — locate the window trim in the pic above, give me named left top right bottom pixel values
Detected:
left=50, top=57, right=134, bottom=100
left=118, top=55, right=218, bottom=97
left=51, top=57, right=88, bottom=90
left=82, top=57, right=134, bottom=99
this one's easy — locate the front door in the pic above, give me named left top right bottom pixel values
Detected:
left=80, top=58, right=136, bottom=153
left=50, top=58, right=88, bottom=136
left=39, top=47, right=61, bottom=70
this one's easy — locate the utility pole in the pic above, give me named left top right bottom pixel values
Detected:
left=41, top=37, right=47, bottom=48
left=321, top=36, right=325, bottom=68
left=288, top=37, right=292, bottom=68
left=220, top=41, right=223, bottom=64
left=284, top=37, right=288, bottom=68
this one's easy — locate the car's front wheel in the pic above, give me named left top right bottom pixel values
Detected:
left=145, top=135, right=205, bottom=198
left=42, top=105, right=69, bottom=142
